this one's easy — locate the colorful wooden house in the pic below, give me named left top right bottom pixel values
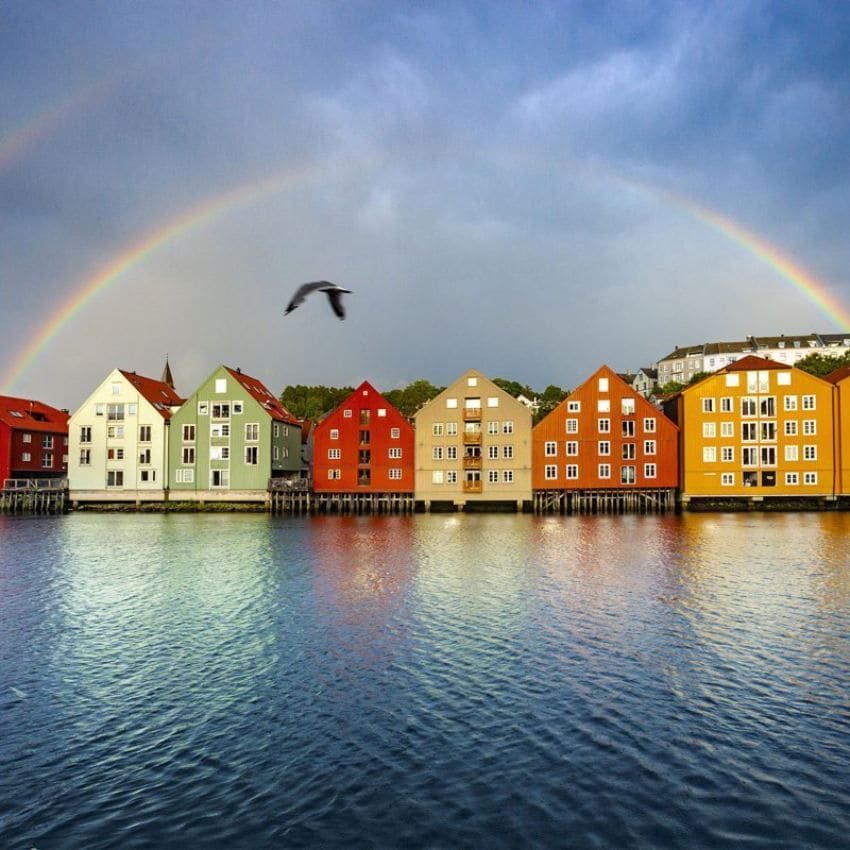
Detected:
left=414, top=368, right=532, bottom=511
left=0, top=396, right=69, bottom=484
left=532, top=365, right=678, bottom=512
left=663, top=355, right=836, bottom=504
left=168, top=366, right=301, bottom=500
left=824, top=365, right=850, bottom=497
left=68, top=368, right=183, bottom=503
left=311, top=381, right=414, bottom=504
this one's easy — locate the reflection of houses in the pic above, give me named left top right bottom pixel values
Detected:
left=664, top=355, right=836, bottom=505
left=532, top=365, right=678, bottom=513
left=311, top=381, right=414, bottom=512
left=414, top=368, right=532, bottom=511
left=168, top=365, right=302, bottom=503
left=68, top=366, right=182, bottom=504
left=1, top=396, right=69, bottom=484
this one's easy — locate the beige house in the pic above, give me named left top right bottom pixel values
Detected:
left=414, top=368, right=532, bottom=511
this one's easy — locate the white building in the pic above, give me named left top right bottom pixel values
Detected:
left=68, top=367, right=183, bottom=504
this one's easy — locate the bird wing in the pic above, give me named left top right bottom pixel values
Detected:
left=285, top=280, right=332, bottom=314
left=325, top=288, right=347, bottom=319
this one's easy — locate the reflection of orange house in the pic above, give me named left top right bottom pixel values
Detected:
left=312, top=381, right=414, bottom=493
left=532, top=365, right=678, bottom=493
left=664, top=356, right=836, bottom=502
left=825, top=365, right=850, bottom=496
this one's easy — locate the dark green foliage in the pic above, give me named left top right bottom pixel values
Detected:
left=279, top=385, right=354, bottom=420
left=383, top=380, right=445, bottom=417
left=794, top=351, right=850, bottom=377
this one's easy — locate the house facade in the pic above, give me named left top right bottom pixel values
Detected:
left=532, top=365, right=678, bottom=494
left=68, top=368, right=183, bottom=502
left=825, top=365, right=850, bottom=497
left=414, top=369, right=532, bottom=510
left=631, top=367, right=658, bottom=399
left=0, top=396, right=69, bottom=484
left=664, top=355, right=836, bottom=502
left=312, top=381, right=414, bottom=494
left=168, top=366, right=301, bottom=499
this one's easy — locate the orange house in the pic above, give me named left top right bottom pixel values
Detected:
left=824, top=365, right=850, bottom=496
left=532, top=365, right=678, bottom=492
left=312, top=381, right=414, bottom=493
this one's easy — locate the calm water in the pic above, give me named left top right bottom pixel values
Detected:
left=1, top=512, right=848, bottom=850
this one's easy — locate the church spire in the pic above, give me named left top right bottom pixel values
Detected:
left=161, top=355, right=175, bottom=389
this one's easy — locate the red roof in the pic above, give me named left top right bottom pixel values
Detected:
left=723, top=354, right=788, bottom=371
left=0, top=396, right=69, bottom=433
left=224, top=367, right=300, bottom=425
left=824, top=365, right=850, bottom=385
left=118, top=370, right=184, bottom=419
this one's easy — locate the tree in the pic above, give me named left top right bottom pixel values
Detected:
left=491, top=377, right=535, bottom=400
left=384, top=380, right=444, bottom=418
left=658, top=380, right=684, bottom=395
left=794, top=351, right=850, bottom=377
left=279, top=385, right=353, bottom=420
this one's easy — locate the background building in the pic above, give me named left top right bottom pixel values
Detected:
left=0, top=396, right=69, bottom=484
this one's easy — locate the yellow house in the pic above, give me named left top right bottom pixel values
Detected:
left=664, top=355, right=836, bottom=503
left=825, top=365, right=850, bottom=495
left=414, top=368, right=532, bottom=511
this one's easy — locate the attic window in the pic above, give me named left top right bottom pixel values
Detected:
left=9, top=410, right=23, bottom=417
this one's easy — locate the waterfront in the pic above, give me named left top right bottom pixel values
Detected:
left=1, top=512, right=848, bottom=849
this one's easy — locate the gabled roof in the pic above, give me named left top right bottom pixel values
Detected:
left=224, top=367, right=300, bottom=425
left=636, top=367, right=658, bottom=379
left=118, top=370, right=184, bottom=419
left=0, top=396, right=69, bottom=433
left=824, top=365, right=850, bottom=385
left=723, top=355, right=789, bottom=372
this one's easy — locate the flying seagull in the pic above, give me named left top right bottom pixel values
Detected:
left=285, top=280, right=352, bottom=320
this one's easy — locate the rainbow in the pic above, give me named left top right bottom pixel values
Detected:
left=3, top=155, right=849, bottom=395
left=0, top=163, right=326, bottom=394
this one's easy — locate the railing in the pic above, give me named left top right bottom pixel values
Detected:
left=3, top=478, right=67, bottom=492
left=267, top=478, right=309, bottom=492
left=462, top=431, right=482, bottom=444
left=463, top=456, right=482, bottom=469
left=463, top=408, right=482, bottom=420
left=463, top=480, right=482, bottom=493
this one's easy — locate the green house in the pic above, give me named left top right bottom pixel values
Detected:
left=168, top=365, right=302, bottom=497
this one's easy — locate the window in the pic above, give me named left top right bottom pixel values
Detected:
left=198, top=402, right=209, bottom=416
left=210, top=424, right=230, bottom=438
left=433, top=423, right=444, bottom=436
left=175, top=469, right=194, bottom=483
left=107, top=404, right=124, bottom=421
left=139, top=448, right=151, bottom=465
left=79, top=449, right=91, bottom=465
left=467, top=377, right=478, bottom=387
left=702, top=398, right=715, bottom=413
left=245, top=423, right=259, bottom=441
left=328, top=448, right=341, bottom=459
left=804, top=472, right=818, bottom=485
left=107, top=425, right=124, bottom=439
left=598, top=464, right=611, bottom=479
left=503, top=470, right=514, bottom=483
left=566, top=464, right=579, bottom=480
left=622, top=443, right=636, bottom=460
left=488, top=470, right=499, bottom=483
left=742, top=447, right=758, bottom=466
left=802, top=395, right=816, bottom=410
left=211, top=403, right=230, bottom=419
left=803, top=420, right=817, bottom=435
left=720, top=397, right=733, bottom=413
left=127, top=403, right=137, bottom=416
left=182, top=447, right=195, bottom=464
left=432, top=471, right=444, bottom=484
left=273, top=446, right=279, bottom=461
left=378, top=408, right=387, bottom=417
left=447, top=423, right=458, bottom=436
left=544, top=441, right=557, bottom=457
left=643, top=417, right=656, bottom=433
left=622, top=421, right=635, bottom=437
left=446, top=398, right=458, bottom=409
left=391, top=427, right=400, bottom=439
left=760, top=397, right=776, bottom=417
left=433, top=447, right=443, bottom=460
left=598, top=418, right=610, bottom=434
left=446, top=471, right=458, bottom=484
left=702, top=422, right=716, bottom=438
left=107, top=448, right=124, bottom=460
left=42, top=435, right=54, bottom=449
left=598, top=378, right=609, bottom=392
left=726, top=373, right=740, bottom=388
left=567, top=401, right=581, bottom=412
left=598, top=441, right=610, bottom=456
left=211, top=469, right=229, bottom=488
left=233, top=402, right=243, bottom=415
left=503, top=421, right=514, bottom=434
left=215, top=378, right=227, bottom=393
left=488, top=445, right=499, bottom=459
left=721, top=446, right=734, bottom=462
left=106, top=470, right=124, bottom=487
left=21, top=452, right=31, bottom=462
left=545, top=464, right=557, bottom=480
left=720, top=422, right=734, bottom=438
left=644, top=440, right=656, bottom=455
left=566, top=441, right=578, bottom=456
left=139, top=425, right=152, bottom=442
left=621, top=398, right=636, bottom=415
left=447, top=446, right=457, bottom=460
left=343, top=409, right=353, bottom=418
left=359, top=430, right=370, bottom=445
left=803, top=445, right=817, bottom=461
left=742, top=423, right=757, bottom=441
left=760, top=422, right=777, bottom=441
left=785, top=472, right=799, bottom=486
left=140, top=470, right=156, bottom=483
left=741, top=398, right=757, bottom=417
left=760, top=446, right=777, bottom=466
left=784, top=395, right=798, bottom=411
left=644, top=463, right=657, bottom=479
left=389, top=468, right=402, bottom=480
left=777, top=372, right=792, bottom=386
left=785, top=445, right=799, bottom=461
left=503, top=445, right=514, bottom=459
left=95, top=404, right=105, bottom=416
left=41, top=453, right=53, bottom=468
left=245, top=446, right=258, bottom=465
left=703, top=447, right=716, bottom=463
left=597, top=399, right=610, bottom=413
left=620, top=466, right=636, bottom=485
left=785, top=421, right=798, bottom=436
left=111, top=381, right=121, bottom=395
left=327, top=469, right=341, bottom=480
left=80, top=426, right=92, bottom=443
left=183, top=424, right=196, bottom=442
left=330, top=428, right=339, bottom=440
left=721, top=473, right=735, bottom=486
left=487, top=397, right=499, bottom=408
left=389, top=447, right=402, bottom=459
left=566, top=419, right=578, bottom=433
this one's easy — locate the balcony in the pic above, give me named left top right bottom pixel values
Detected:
left=463, top=408, right=482, bottom=421
left=463, top=456, right=482, bottom=469
left=462, top=430, right=482, bottom=444
left=463, top=480, right=482, bottom=493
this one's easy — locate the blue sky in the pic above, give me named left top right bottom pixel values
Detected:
left=2, top=0, right=850, bottom=408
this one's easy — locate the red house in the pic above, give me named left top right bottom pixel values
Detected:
left=0, top=396, right=70, bottom=484
left=312, top=381, right=414, bottom=493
